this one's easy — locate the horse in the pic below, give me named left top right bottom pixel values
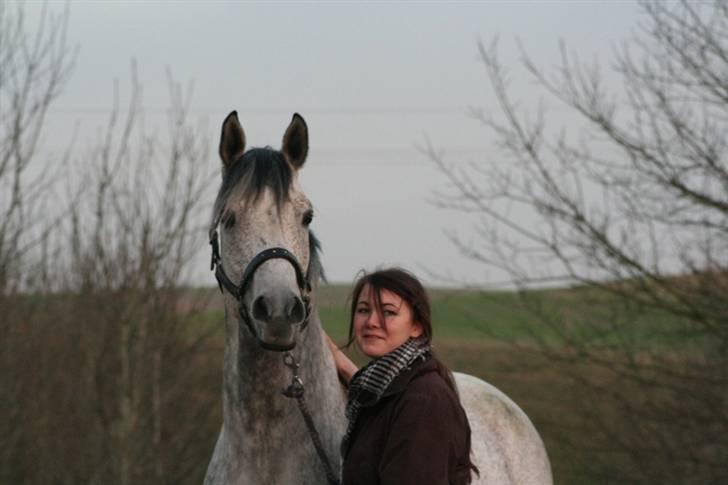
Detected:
left=203, top=111, right=553, bottom=485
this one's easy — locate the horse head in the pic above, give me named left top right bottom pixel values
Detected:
left=210, top=111, right=319, bottom=351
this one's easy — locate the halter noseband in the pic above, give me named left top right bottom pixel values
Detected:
left=209, top=228, right=312, bottom=352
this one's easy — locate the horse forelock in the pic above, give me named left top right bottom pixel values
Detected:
left=214, top=147, right=292, bottom=214
left=209, top=147, right=289, bottom=240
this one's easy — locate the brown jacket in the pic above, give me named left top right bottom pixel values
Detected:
left=341, top=357, right=473, bottom=485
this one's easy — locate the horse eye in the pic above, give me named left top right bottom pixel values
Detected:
left=302, top=210, right=314, bottom=226
left=222, top=212, right=236, bottom=229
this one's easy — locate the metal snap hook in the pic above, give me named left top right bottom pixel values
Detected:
left=283, top=351, right=299, bottom=370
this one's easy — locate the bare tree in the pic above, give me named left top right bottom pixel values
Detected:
left=60, top=66, right=217, bottom=485
left=0, top=3, right=75, bottom=481
left=0, top=4, right=220, bottom=484
left=1, top=68, right=220, bottom=485
left=429, top=1, right=727, bottom=483
left=0, top=1, right=75, bottom=294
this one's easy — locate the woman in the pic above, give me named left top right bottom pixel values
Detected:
left=327, top=268, right=478, bottom=485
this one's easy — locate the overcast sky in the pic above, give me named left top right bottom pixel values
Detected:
left=25, top=0, right=640, bottom=286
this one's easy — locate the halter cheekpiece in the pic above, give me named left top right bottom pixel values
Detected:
left=209, top=227, right=312, bottom=352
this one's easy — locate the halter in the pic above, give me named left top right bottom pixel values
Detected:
left=209, top=227, right=312, bottom=352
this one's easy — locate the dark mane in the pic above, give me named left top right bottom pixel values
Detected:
left=308, top=230, right=325, bottom=286
left=214, top=147, right=292, bottom=215
left=209, top=147, right=324, bottom=285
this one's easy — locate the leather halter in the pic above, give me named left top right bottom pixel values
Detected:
left=209, top=228, right=312, bottom=352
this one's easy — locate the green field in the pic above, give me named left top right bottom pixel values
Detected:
left=226, top=283, right=692, bottom=350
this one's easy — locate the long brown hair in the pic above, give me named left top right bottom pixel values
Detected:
left=346, top=267, right=479, bottom=481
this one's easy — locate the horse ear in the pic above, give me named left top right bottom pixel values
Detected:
left=281, top=113, right=308, bottom=169
left=219, top=111, right=246, bottom=168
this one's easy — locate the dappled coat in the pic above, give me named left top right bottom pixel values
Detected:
left=341, top=357, right=473, bottom=485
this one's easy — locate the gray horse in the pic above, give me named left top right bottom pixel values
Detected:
left=203, top=112, right=553, bottom=485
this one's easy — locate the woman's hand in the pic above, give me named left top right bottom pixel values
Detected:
left=325, top=333, right=358, bottom=385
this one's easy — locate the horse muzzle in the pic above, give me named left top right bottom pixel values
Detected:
left=241, top=288, right=306, bottom=351
left=210, top=240, right=312, bottom=352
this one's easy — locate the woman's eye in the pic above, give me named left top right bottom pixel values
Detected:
left=356, top=307, right=369, bottom=315
left=383, top=310, right=396, bottom=317
left=302, top=210, right=314, bottom=226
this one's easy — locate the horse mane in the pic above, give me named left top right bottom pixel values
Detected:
left=307, top=231, right=325, bottom=287
left=210, top=146, right=325, bottom=286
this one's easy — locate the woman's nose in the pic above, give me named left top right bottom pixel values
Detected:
left=365, top=311, right=381, bottom=327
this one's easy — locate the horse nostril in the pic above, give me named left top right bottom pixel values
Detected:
left=252, top=295, right=271, bottom=323
left=288, top=297, right=305, bottom=324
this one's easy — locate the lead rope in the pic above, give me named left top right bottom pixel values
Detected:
left=282, top=352, right=341, bottom=485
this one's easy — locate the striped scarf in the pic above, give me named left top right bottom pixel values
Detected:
left=341, top=338, right=431, bottom=455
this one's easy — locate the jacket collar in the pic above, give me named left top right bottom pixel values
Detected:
left=380, top=355, right=436, bottom=398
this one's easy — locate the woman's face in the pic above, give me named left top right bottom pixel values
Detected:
left=353, top=284, right=423, bottom=358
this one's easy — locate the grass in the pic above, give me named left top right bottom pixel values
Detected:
left=314, top=283, right=693, bottom=350
left=316, top=284, right=543, bottom=342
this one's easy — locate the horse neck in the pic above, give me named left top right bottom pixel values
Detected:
left=221, top=302, right=345, bottom=446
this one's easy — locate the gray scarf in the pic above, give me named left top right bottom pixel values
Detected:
left=341, top=338, right=431, bottom=455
